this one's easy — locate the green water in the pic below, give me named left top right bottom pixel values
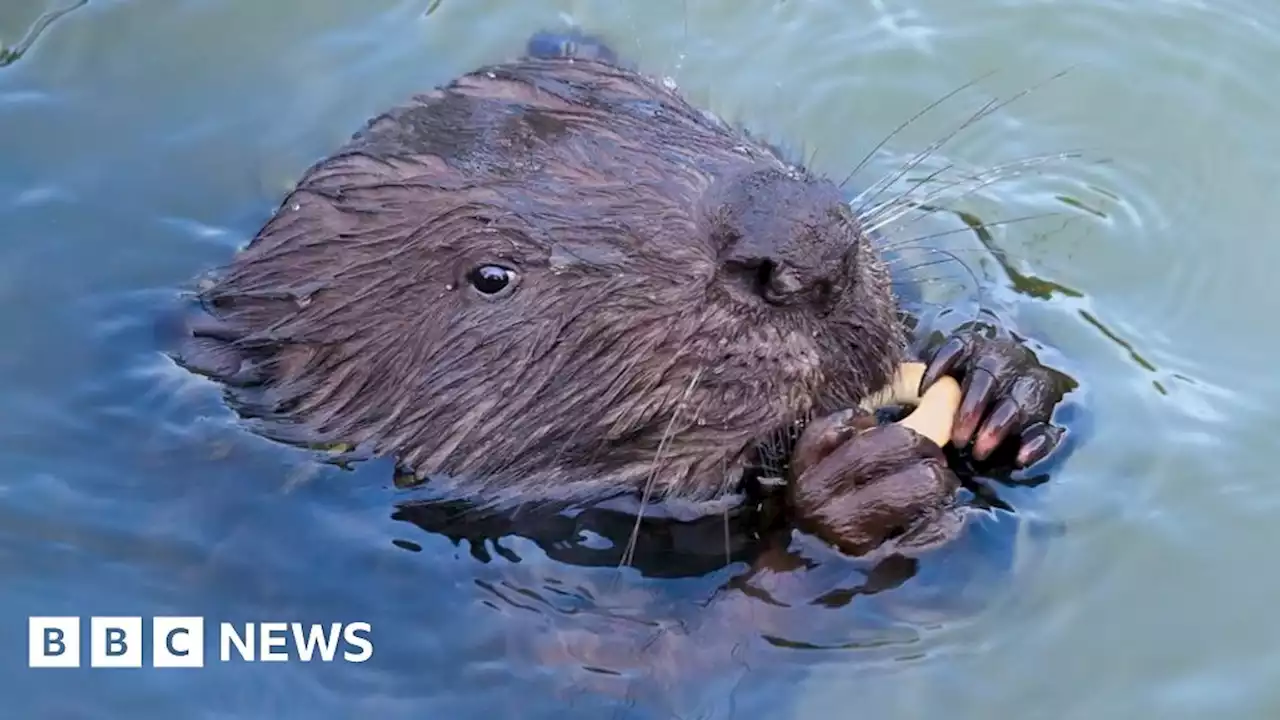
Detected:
left=2, top=0, right=1277, bottom=717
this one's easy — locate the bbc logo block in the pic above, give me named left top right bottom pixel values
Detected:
left=153, top=617, right=204, bottom=668
left=28, top=617, right=80, bottom=668
left=29, top=616, right=205, bottom=669
left=91, top=616, right=142, bottom=668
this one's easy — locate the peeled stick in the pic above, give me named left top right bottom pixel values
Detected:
left=858, top=362, right=962, bottom=447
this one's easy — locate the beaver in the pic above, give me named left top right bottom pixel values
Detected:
left=172, top=27, right=1071, bottom=561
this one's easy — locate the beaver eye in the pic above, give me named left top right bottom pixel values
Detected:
left=467, top=265, right=515, bottom=295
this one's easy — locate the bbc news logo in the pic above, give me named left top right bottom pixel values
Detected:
left=28, top=617, right=373, bottom=668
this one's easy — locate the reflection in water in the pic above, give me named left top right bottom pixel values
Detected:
left=951, top=206, right=1086, bottom=301
left=386, top=471, right=1025, bottom=709
left=1078, top=308, right=1158, bottom=373
left=0, top=0, right=87, bottom=68
left=917, top=202, right=1169, bottom=404
left=1056, top=192, right=1109, bottom=220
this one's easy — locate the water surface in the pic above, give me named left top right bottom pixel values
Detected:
left=2, top=0, right=1278, bottom=717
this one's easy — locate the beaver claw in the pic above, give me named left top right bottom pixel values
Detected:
left=920, top=325, right=1069, bottom=467
left=787, top=418, right=965, bottom=558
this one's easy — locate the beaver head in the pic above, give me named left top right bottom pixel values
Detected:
left=179, top=56, right=905, bottom=512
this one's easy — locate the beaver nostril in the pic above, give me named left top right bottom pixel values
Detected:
left=754, top=259, right=808, bottom=306
left=753, top=260, right=775, bottom=298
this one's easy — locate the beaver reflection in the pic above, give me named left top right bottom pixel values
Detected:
left=389, top=488, right=923, bottom=589
left=383, top=459, right=1027, bottom=705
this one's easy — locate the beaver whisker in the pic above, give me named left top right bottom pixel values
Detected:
left=858, top=151, right=1083, bottom=234
left=883, top=232, right=999, bottom=327
left=886, top=250, right=993, bottom=306
left=849, top=68, right=1075, bottom=218
left=870, top=154, right=1110, bottom=239
left=861, top=151, right=1085, bottom=231
left=861, top=152, right=1062, bottom=230
left=744, top=407, right=814, bottom=490
left=621, top=367, right=705, bottom=570
left=856, top=158, right=964, bottom=224
left=887, top=248, right=984, bottom=297
left=838, top=70, right=999, bottom=192
left=890, top=277, right=974, bottom=294
left=722, top=499, right=731, bottom=567
left=851, top=94, right=1004, bottom=217
left=749, top=434, right=788, bottom=479
left=885, top=246, right=1000, bottom=263
left=855, top=99, right=993, bottom=213
left=884, top=244, right=986, bottom=265
left=860, top=153, right=1080, bottom=238
left=879, top=212, right=1061, bottom=253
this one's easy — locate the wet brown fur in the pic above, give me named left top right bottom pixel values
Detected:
left=179, top=52, right=906, bottom=514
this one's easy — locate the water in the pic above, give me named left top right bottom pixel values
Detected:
left=2, top=0, right=1277, bottom=717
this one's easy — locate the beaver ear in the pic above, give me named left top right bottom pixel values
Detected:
left=524, top=28, right=621, bottom=65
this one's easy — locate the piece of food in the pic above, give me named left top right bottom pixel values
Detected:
left=859, top=362, right=962, bottom=447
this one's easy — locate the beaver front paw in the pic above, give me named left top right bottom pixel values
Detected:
left=786, top=415, right=966, bottom=558
left=920, top=324, right=1071, bottom=467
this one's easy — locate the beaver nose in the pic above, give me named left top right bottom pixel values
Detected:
left=712, top=168, right=848, bottom=308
